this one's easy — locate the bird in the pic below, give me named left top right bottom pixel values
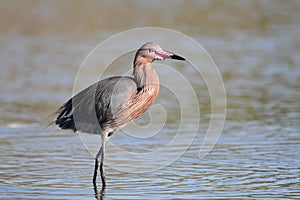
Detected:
left=55, top=42, right=185, bottom=188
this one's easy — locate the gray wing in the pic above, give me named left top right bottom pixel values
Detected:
left=55, top=76, right=138, bottom=134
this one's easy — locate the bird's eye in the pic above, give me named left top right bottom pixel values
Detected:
left=149, top=49, right=155, bottom=53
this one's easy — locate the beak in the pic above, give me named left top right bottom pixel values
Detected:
left=170, top=54, right=185, bottom=61
left=154, top=50, right=185, bottom=61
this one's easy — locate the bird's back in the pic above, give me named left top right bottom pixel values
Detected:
left=55, top=76, right=138, bottom=135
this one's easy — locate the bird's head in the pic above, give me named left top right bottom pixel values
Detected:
left=134, top=42, right=185, bottom=66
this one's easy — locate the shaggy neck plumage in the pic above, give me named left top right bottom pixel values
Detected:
left=133, top=55, right=159, bottom=89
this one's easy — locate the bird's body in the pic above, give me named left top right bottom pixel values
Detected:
left=55, top=42, right=185, bottom=188
left=56, top=74, right=158, bottom=136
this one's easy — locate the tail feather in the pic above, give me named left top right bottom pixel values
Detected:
left=55, top=98, right=77, bottom=132
left=59, top=117, right=76, bottom=131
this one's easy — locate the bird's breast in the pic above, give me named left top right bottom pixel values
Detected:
left=104, top=82, right=159, bottom=131
left=128, top=82, right=159, bottom=120
left=105, top=67, right=159, bottom=130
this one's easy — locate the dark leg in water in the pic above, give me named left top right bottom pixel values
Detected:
left=93, top=138, right=107, bottom=188
left=93, top=145, right=103, bottom=186
left=99, top=143, right=106, bottom=187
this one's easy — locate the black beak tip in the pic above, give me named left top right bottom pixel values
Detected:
left=171, top=54, right=185, bottom=61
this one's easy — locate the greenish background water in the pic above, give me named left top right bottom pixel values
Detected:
left=0, top=1, right=299, bottom=199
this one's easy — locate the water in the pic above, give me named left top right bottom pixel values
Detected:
left=1, top=1, right=300, bottom=199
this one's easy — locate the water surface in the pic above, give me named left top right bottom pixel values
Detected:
left=1, top=1, right=300, bottom=199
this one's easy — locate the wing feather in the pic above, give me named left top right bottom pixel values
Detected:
left=55, top=76, right=137, bottom=134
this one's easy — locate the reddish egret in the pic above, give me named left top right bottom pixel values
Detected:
left=55, top=42, right=185, bottom=188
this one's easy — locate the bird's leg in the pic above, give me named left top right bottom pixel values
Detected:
left=93, top=146, right=103, bottom=186
left=93, top=158, right=98, bottom=184
left=99, top=141, right=106, bottom=188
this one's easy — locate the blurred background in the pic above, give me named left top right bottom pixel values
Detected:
left=0, top=0, right=299, bottom=199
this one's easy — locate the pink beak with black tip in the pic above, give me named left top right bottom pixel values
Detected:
left=154, top=50, right=185, bottom=61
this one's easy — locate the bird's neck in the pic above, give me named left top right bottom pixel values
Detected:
left=133, top=62, right=159, bottom=89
